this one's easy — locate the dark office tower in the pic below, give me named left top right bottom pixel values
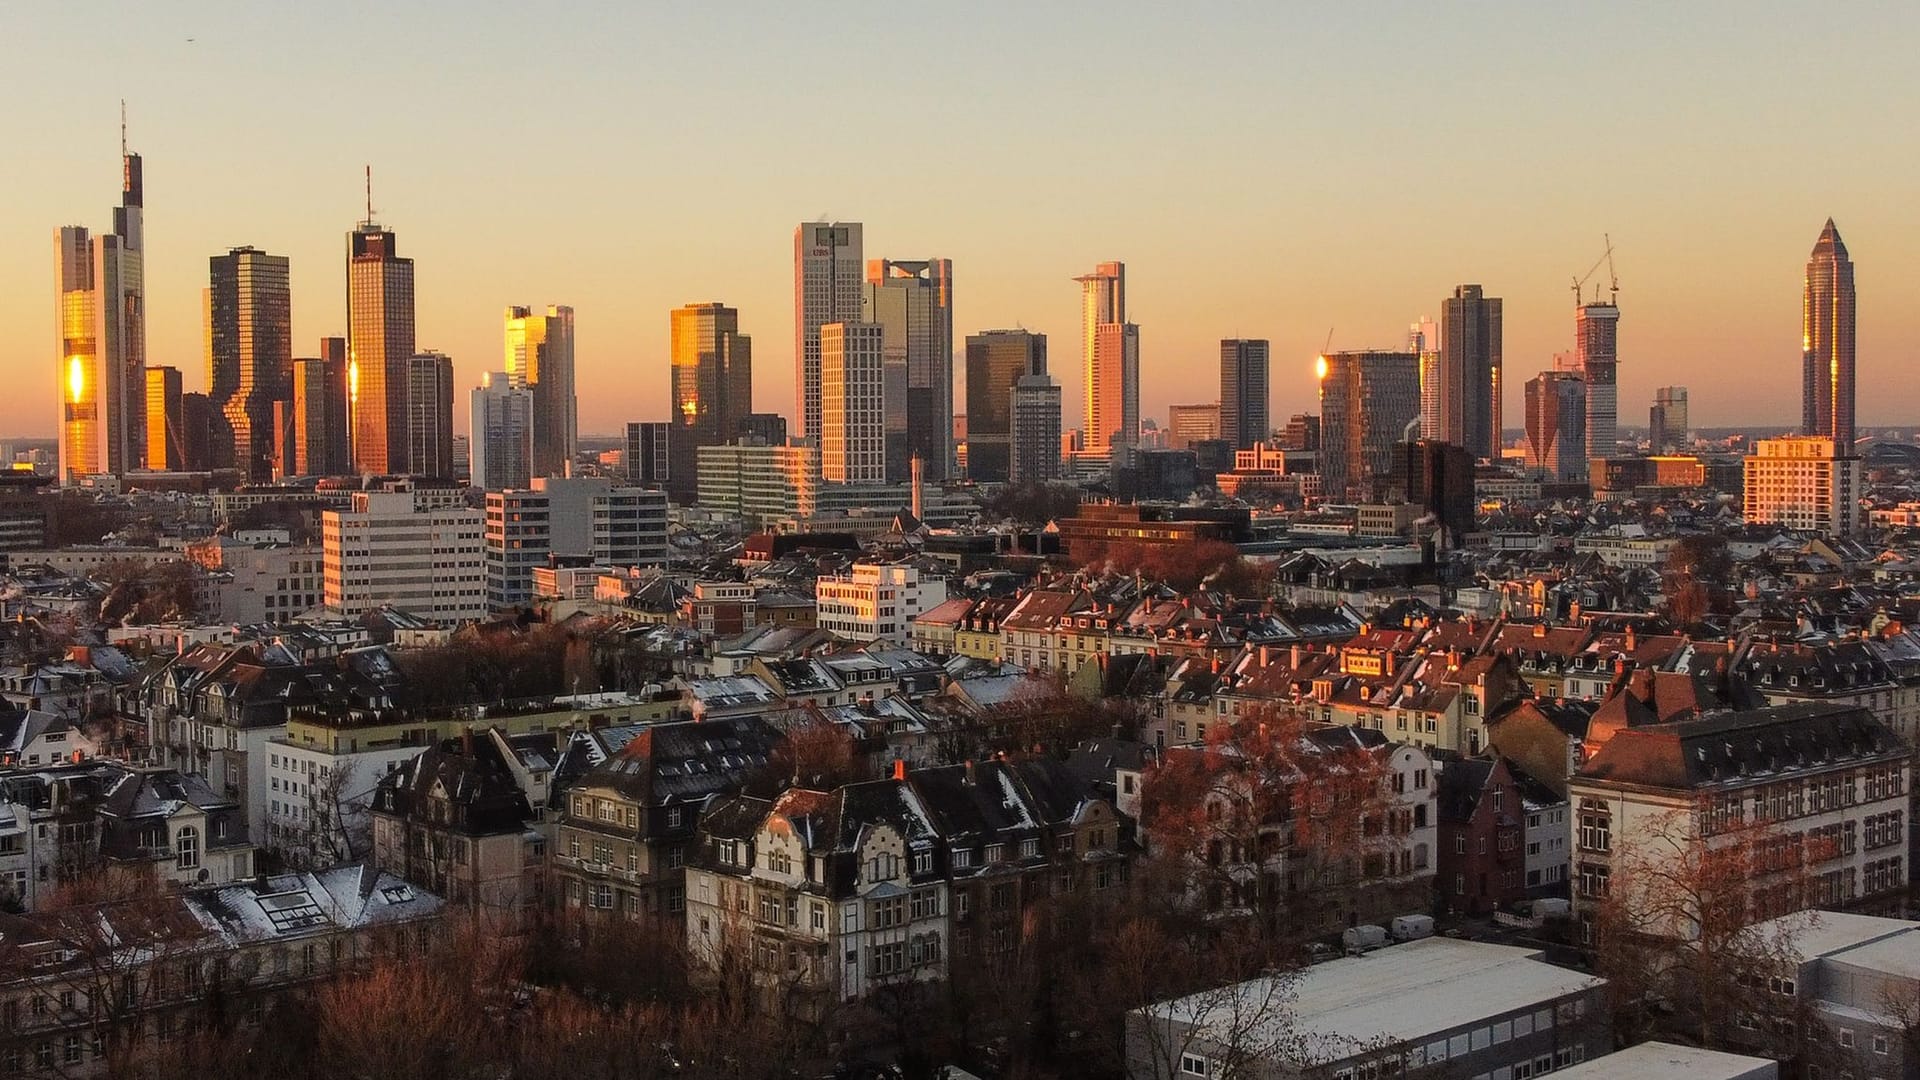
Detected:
left=347, top=218, right=416, bottom=474
left=1278, top=413, right=1321, bottom=452
left=402, top=352, right=455, bottom=478
left=625, top=422, right=671, bottom=487
left=742, top=413, right=788, bottom=447
left=1648, top=386, right=1689, bottom=455
left=1010, top=374, right=1063, bottom=485
left=795, top=222, right=864, bottom=441
left=505, top=304, right=577, bottom=477
left=865, top=259, right=954, bottom=481
left=292, top=337, right=351, bottom=477
left=965, top=330, right=1047, bottom=483
left=179, top=393, right=214, bottom=472
left=206, top=247, right=293, bottom=481
left=1802, top=219, right=1856, bottom=453
left=1438, top=285, right=1503, bottom=459
left=1219, top=339, right=1270, bottom=450
left=144, top=366, right=182, bottom=471
left=1523, top=370, right=1587, bottom=483
left=668, top=302, right=751, bottom=501
left=1401, top=440, right=1475, bottom=552
left=1316, top=350, right=1419, bottom=501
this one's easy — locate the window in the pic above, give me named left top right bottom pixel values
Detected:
left=1838, top=1028, right=1855, bottom=1049
left=1578, top=799, right=1611, bottom=852
left=1873, top=1034, right=1889, bottom=1055
left=176, top=826, right=200, bottom=870
left=666, top=807, right=684, bottom=829
left=913, top=849, right=933, bottom=875
left=1180, top=1054, right=1211, bottom=1077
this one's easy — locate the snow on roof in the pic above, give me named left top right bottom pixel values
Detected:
left=1753, top=910, right=1917, bottom=963
left=996, top=768, right=1037, bottom=829
left=1550, top=1042, right=1777, bottom=1080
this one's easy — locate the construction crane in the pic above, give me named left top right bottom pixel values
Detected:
left=1572, top=235, right=1618, bottom=306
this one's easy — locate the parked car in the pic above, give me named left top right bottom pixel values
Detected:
left=1390, top=914, right=1436, bottom=941
left=1341, top=924, right=1389, bottom=953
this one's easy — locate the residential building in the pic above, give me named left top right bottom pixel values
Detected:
left=1437, top=756, right=1528, bottom=916
left=369, top=729, right=543, bottom=915
left=470, top=370, right=532, bottom=490
left=864, top=259, right=954, bottom=480
left=1649, top=385, right=1689, bottom=453
left=816, top=563, right=949, bottom=644
left=625, top=420, right=670, bottom=487
left=1743, top=436, right=1862, bottom=536
left=54, top=132, right=146, bottom=485
left=1573, top=297, right=1620, bottom=461
left=1439, top=284, right=1503, bottom=459
left=346, top=218, right=415, bottom=474
left=143, top=366, right=182, bottom=471
left=1220, top=339, right=1270, bottom=450
left=1009, top=374, right=1063, bottom=485
left=483, top=477, right=669, bottom=611
left=206, top=246, right=292, bottom=481
left=1803, top=219, right=1856, bottom=453
left=322, top=490, right=485, bottom=621
left=964, top=329, right=1046, bottom=482
left=1317, top=350, right=1420, bottom=500
left=1525, top=370, right=1588, bottom=482
left=795, top=222, right=864, bottom=441
left=183, top=536, right=323, bottom=623
left=820, top=322, right=886, bottom=483
left=668, top=301, right=752, bottom=501
left=1078, top=261, right=1140, bottom=462
left=290, top=337, right=351, bottom=477
left=504, top=304, right=576, bottom=479
left=1167, top=403, right=1221, bottom=449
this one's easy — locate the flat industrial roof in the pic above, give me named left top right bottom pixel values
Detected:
left=1550, top=1041, right=1776, bottom=1080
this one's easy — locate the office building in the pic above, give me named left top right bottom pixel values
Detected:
left=347, top=218, right=416, bottom=474
left=1166, top=403, right=1221, bottom=448
left=668, top=302, right=751, bottom=501
left=742, top=412, right=787, bottom=447
left=964, top=329, right=1046, bottom=482
left=1412, top=316, right=1441, bottom=440
left=206, top=246, right=292, bottom=481
left=820, top=322, right=886, bottom=483
left=322, top=490, right=484, bottom=621
left=794, top=222, right=863, bottom=441
left=180, top=393, right=214, bottom=472
left=1278, top=413, right=1320, bottom=452
left=504, top=304, right=576, bottom=478
left=483, top=477, right=670, bottom=610
left=144, top=366, right=183, bottom=471
left=864, top=258, right=954, bottom=480
left=1803, top=219, right=1856, bottom=453
left=1010, top=373, right=1063, bottom=485
left=54, top=130, right=147, bottom=484
left=1076, top=262, right=1139, bottom=461
left=470, top=371, right=532, bottom=490
left=291, top=337, right=351, bottom=478
left=1317, top=350, right=1420, bottom=500
left=1439, top=285, right=1503, bottom=459
left=695, top=442, right=822, bottom=529
left=1219, top=339, right=1270, bottom=450
left=1524, top=371, right=1588, bottom=483
left=1574, top=297, right=1621, bottom=461
left=402, top=351, right=455, bottom=479
left=1743, top=435, right=1862, bottom=536
left=1648, top=385, right=1689, bottom=454
left=624, top=421, right=670, bottom=487
left=816, top=563, right=948, bottom=644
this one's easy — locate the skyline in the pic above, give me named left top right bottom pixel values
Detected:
left=10, top=5, right=1920, bottom=442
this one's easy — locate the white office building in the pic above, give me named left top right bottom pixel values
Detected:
left=817, top=563, right=948, bottom=644
left=820, top=322, right=886, bottom=483
left=1743, top=435, right=1862, bottom=536
left=322, top=491, right=485, bottom=622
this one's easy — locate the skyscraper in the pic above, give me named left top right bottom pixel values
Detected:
left=794, top=223, right=864, bottom=441
left=964, top=329, right=1047, bottom=483
left=1077, top=262, right=1139, bottom=460
left=291, top=337, right=351, bottom=478
left=625, top=421, right=671, bottom=487
left=668, top=302, right=751, bottom=501
left=1411, top=317, right=1441, bottom=440
left=54, top=125, right=147, bottom=484
left=864, top=259, right=954, bottom=481
left=145, top=366, right=183, bottom=471
left=1524, top=371, right=1588, bottom=484
left=1317, top=350, right=1420, bottom=501
left=347, top=218, right=415, bottom=474
left=819, top=322, right=885, bottom=483
left=471, top=371, right=533, bottom=490
left=1010, top=374, right=1063, bottom=486
left=504, top=305, right=577, bottom=478
left=1802, top=219, right=1856, bottom=454
left=206, top=247, right=293, bottom=481
left=402, top=351, right=455, bottom=479
left=1573, top=297, right=1621, bottom=461
left=1220, top=339, right=1270, bottom=450
left=1649, top=386, right=1689, bottom=454
left=1438, top=285, right=1502, bottom=459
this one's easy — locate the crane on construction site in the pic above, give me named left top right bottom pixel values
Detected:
left=1572, top=235, right=1618, bottom=306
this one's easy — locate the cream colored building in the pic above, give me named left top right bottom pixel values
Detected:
left=322, top=490, right=484, bottom=621
left=1743, top=436, right=1861, bottom=536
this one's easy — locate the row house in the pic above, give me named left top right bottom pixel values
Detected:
left=369, top=729, right=545, bottom=917
left=1436, top=756, right=1529, bottom=916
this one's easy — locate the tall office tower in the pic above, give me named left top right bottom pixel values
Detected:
left=347, top=217, right=416, bottom=474
left=1648, top=386, right=1690, bottom=454
left=1009, top=374, right=1063, bottom=486
left=667, top=302, right=752, bottom=501
left=1167, top=403, right=1221, bottom=448
left=206, top=247, right=293, bottom=481
left=504, top=304, right=577, bottom=478
left=471, top=371, right=533, bottom=490
left=1076, top=262, right=1140, bottom=459
left=1316, top=350, right=1420, bottom=501
left=964, top=329, right=1047, bottom=483
left=625, top=421, right=671, bottom=486
left=1438, top=285, right=1502, bottom=459
left=1411, top=317, right=1441, bottom=440
left=1802, top=219, right=1856, bottom=453
left=179, top=394, right=213, bottom=471
left=291, top=337, right=351, bottom=478
left=144, top=366, right=183, bottom=471
left=1523, top=371, right=1588, bottom=484
left=1573, top=297, right=1620, bottom=461
left=864, top=259, right=954, bottom=481
left=54, top=127, right=148, bottom=484
left=1220, top=339, right=1271, bottom=450
left=794, top=222, right=864, bottom=441
left=402, top=352, right=455, bottom=478
left=819, top=322, right=885, bottom=483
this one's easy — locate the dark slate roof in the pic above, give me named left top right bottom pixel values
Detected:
left=583, top=716, right=780, bottom=806
left=1437, top=758, right=1497, bottom=824
left=1577, top=702, right=1903, bottom=791
left=370, top=733, right=533, bottom=837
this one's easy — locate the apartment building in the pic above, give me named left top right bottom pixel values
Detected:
left=815, top=563, right=947, bottom=645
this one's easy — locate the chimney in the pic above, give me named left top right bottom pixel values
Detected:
left=892, top=759, right=906, bottom=782
left=461, top=726, right=474, bottom=756
left=1290, top=644, right=1302, bottom=668
left=1260, top=645, right=1271, bottom=668
left=964, top=760, right=976, bottom=786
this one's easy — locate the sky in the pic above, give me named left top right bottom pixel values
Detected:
left=5, top=1, right=1919, bottom=441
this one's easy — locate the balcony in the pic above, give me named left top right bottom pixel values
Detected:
left=553, top=853, right=649, bottom=886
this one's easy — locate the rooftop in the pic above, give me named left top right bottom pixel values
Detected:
left=1550, top=1042, right=1776, bottom=1080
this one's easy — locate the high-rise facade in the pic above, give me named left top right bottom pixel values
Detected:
left=206, top=247, right=293, bottom=481
left=864, top=259, right=954, bottom=481
left=1077, top=262, right=1139, bottom=459
left=323, top=491, right=484, bottom=621
left=402, top=352, right=455, bottom=479
left=1411, top=317, right=1440, bottom=440
left=820, top=323, right=886, bottom=483
left=1438, top=285, right=1502, bottom=459
left=1744, top=436, right=1861, bottom=537
left=1317, top=350, right=1420, bottom=501
left=668, top=302, right=751, bottom=501
left=1523, top=371, right=1588, bottom=483
left=484, top=477, right=670, bottom=611
left=1802, top=219, right=1856, bottom=454
left=1648, top=386, right=1689, bottom=454
left=1220, top=339, right=1270, bottom=450
left=54, top=132, right=147, bottom=484
left=964, top=329, right=1047, bottom=483
left=145, top=366, right=183, bottom=471
left=794, top=223, right=864, bottom=441
left=625, top=421, right=671, bottom=487
left=504, top=304, right=577, bottom=478
left=471, top=371, right=533, bottom=491
left=347, top=221, right=416, bottom=474
left=1573, top=299, right=1620, bottom=461
left=1167, top=403, right=1221, bottom=448
left=291, top=337, right=351, bottom=478
left=1010, top=374, right=1063, bottom=486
